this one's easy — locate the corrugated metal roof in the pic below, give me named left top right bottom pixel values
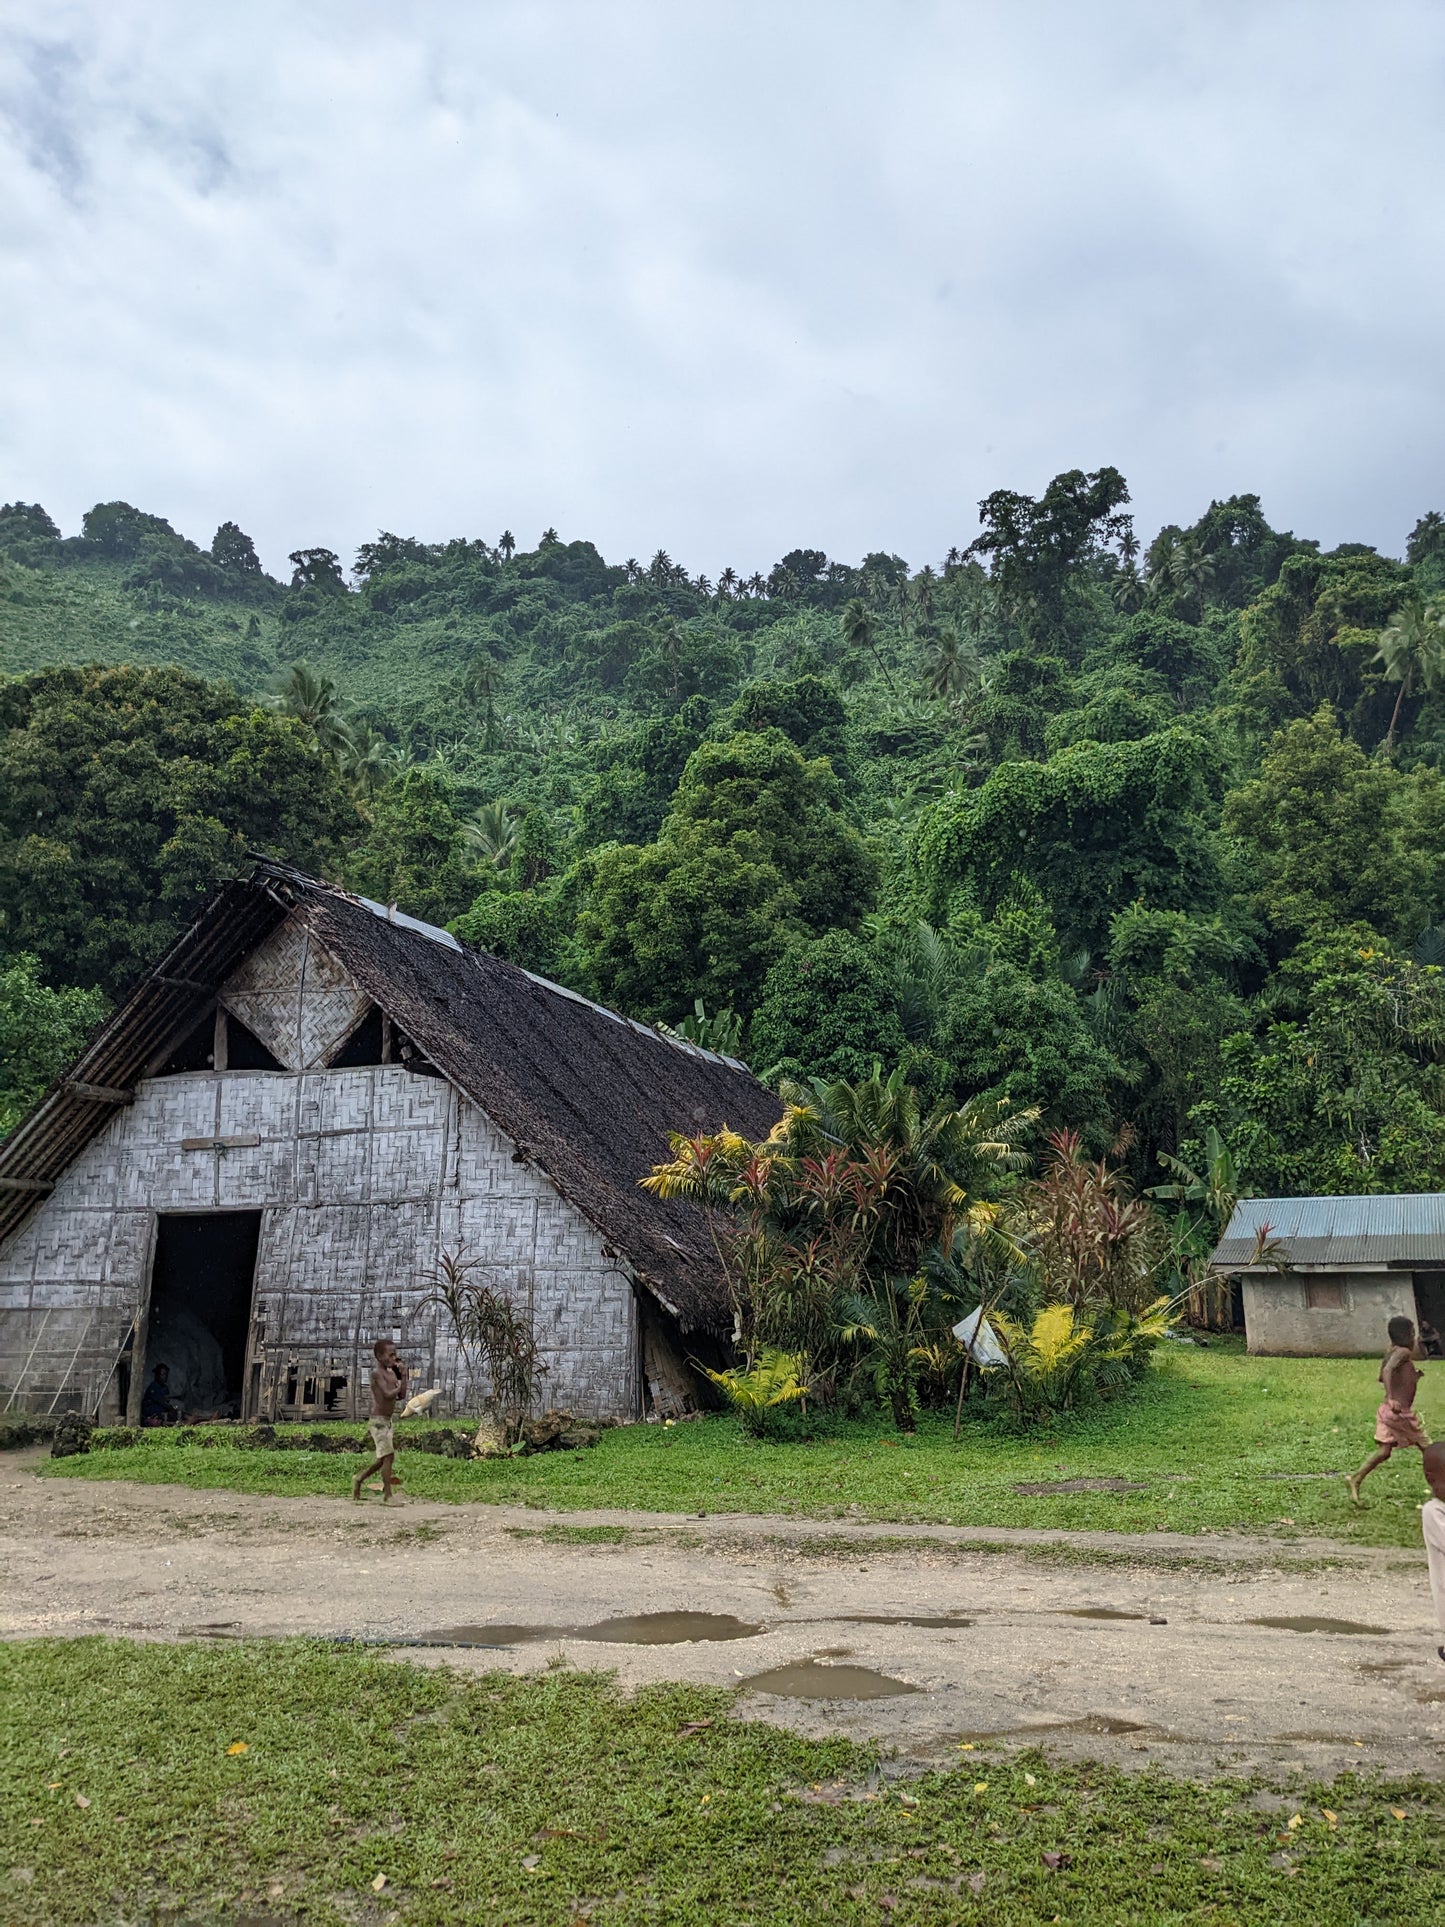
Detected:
left=1212, top=1194, right=1445, bottom=1269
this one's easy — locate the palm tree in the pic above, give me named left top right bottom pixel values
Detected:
left=1172, top=536, right=1217, bottom=620
left=923, top=623, right=977, bottom=701
left=717, top=567, right=739, bottom=599
left=271, top=661, right=352, bottom=755
left=838, top=1272, right=935, bottom=1434
left=1409, top=510, right=1445, bottom=565
left=840, top=596, right=895, bottom=692
left=462, top=800, right=520, bottom=871
left=1144, top=531, right=1179, bottom=606
left=953, top=569, right=994, bottom=650
left=994, top=584, right=1037, bottom=640
left=1112, top=560, right=1146, bottom=613
left=945, top=727, right=989, bottom=784
left=273, top=660, right=338, bottom=728
left=1376, top=595, right=1445, bottom=752
left=335, top=718, right=406, bottom=792
left=540, top=527, right=559, bottom=546
left=498, top=530, right=516, bottom=560
left=463, top=654, right=502, bottom=746
left=662, top=623, right=686, bottom=698
left=891, top=921, right=958, bottom=1047
left=911, top=565, right=938, bottom=633
left=779, top=1064, right=1033, bottom=1276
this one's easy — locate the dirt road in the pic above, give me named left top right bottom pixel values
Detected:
left=3, top=1455, right=1442, bottom=1781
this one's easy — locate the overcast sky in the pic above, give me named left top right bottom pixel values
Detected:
left=1, top=2, right=1442, bottom=580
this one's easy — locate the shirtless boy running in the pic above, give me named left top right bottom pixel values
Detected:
left=1347, top=1316, right=1430, bottom=1506
left=352, top=1337, right=408, bottom=1503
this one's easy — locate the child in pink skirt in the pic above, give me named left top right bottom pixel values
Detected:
left=1347, top=1315, right=1430, bottom=1506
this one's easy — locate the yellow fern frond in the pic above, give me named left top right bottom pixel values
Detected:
left=1027, top=1303, right=1090, bottom=1371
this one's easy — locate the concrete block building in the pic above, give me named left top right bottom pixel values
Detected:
left=0, top=862, right=778, bottom=1424
left=1212, top=1194, right=1445, bottom=1355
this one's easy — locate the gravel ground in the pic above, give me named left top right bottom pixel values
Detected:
left=4, top=1449, right=1443, bottom=1781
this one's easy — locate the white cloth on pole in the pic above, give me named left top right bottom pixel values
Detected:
left=1423, top=1497, right=1445, bottom=1633
left=952, top=1307, right=1007, bottom=1369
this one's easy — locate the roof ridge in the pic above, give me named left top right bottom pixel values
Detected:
left=249, top=853, right=750, bottom=1075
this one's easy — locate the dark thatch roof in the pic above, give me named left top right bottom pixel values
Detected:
left=0, top=862, right=781, bottom=1331
left=280, top=866, right=780, bottom=1328
left=0, top=875, right=288, bottom=1247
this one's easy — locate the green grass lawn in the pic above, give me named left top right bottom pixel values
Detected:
left=41, top=1345, right=1441, bottom=1548
left=1, top=1638, right=1439, bottom=1926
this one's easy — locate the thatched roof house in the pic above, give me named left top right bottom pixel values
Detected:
left=0, top=861, right=778, bottom=1423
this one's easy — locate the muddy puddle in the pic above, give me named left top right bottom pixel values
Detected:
left=739, top=1660, right=922, bottom=1700
left=804, top=1613, right=973, bottom=1631
left=1062, top=1608, right=1148, bottom=1621
left=939, top=1713, right=1152, bottom=1743
left=419, top=1611, right=764, bottom=1646
left=1247, top=1616, right=1388, bottom=1636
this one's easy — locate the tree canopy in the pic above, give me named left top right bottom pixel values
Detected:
left=4, top=475, right=1445, bottom=1203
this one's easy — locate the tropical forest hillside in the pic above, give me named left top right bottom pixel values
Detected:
left=4, top=479, right=1445, bottom=1204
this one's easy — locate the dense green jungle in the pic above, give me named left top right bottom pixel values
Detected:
left=4, top=475, right=1445, bottom=1208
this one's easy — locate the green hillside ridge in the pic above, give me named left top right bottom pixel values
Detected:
left=0, top=554, right=283, bottom=688
left=4, top=481, right=1445, bottom=1212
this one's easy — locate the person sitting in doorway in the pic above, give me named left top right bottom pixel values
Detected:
left=1421, top=1318, right=1445, bottom=1360
left=140, top=1363, right=178, bottom=1427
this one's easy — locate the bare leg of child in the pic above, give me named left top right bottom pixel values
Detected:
left=352, top=1454, right=384, bottom=1501
left=379, top=1449, right=401, bottom=1502
left=1346, top=1444, right=1393, bottom=1506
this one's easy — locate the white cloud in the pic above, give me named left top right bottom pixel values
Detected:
left=1, top=0, right=1442, bottom=578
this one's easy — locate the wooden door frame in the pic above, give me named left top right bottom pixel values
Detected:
left=127, top=1206, right=266, bottom=1426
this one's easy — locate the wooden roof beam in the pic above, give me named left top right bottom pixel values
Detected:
left=64, top=1080, right=133, bottom=1105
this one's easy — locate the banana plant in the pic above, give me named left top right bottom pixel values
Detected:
left=1148, top=1125, right=1245, bottom=1256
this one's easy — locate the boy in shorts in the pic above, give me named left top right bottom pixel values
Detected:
left=1347, top=1315, right=1430, bottom=1506
left=352, top=1337, right=408, bottom=1503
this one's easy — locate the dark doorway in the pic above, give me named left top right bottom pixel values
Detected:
left=140, top=1213, right=262, bottom=1420
left=1414, top=1272, right=1445, bottom=1355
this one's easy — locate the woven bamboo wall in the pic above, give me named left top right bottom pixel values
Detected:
left=0, top=920, right=639, bottom=1421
